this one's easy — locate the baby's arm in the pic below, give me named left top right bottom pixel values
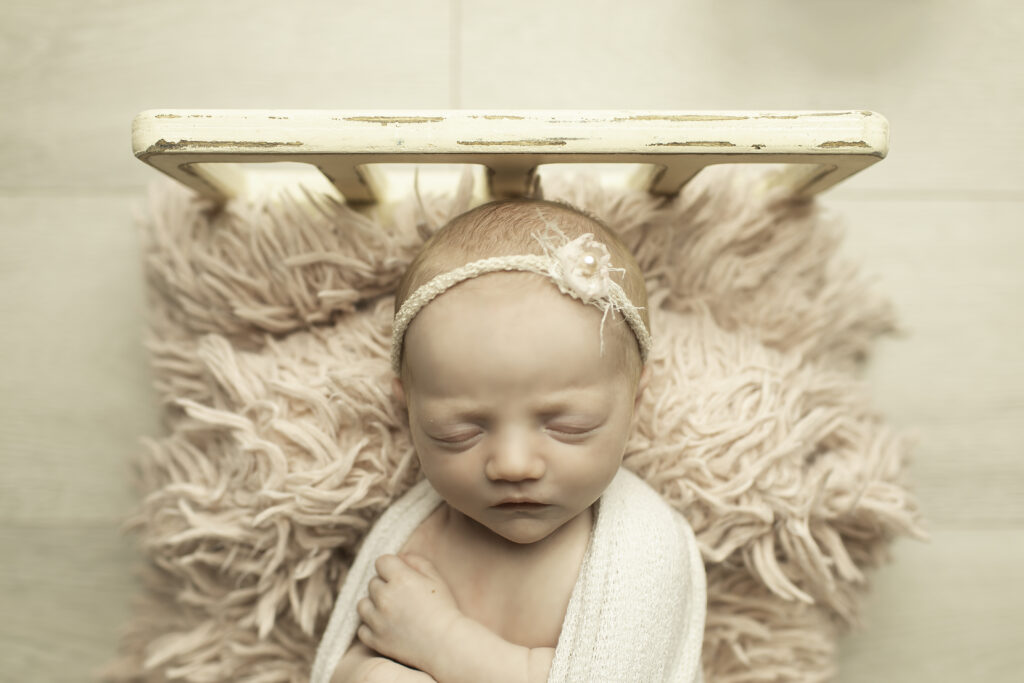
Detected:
left=332, top=640, right=437, bottom=683
left=357, top=553, right=554, bottom=683
left=430, top=614, right=556, bottom=683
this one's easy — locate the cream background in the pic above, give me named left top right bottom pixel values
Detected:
left=1, top=1, right=1021, bottom=680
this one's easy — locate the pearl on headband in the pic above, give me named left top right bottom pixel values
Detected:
left=391, top=228, right=651, bottom=375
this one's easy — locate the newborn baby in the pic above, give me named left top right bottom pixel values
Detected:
left=312, top=198, right=705, bottom=683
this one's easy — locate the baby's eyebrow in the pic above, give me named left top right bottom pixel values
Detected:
left=534, top=397, right=590, bottom=415
left=424, top=389, right=602, bottom=417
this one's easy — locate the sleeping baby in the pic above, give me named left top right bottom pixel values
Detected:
left=311, top=198, right=705, bottom=683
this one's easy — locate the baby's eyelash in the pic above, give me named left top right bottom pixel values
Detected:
left=546, top=423, right=600, bottom=438
left=425, top=420, right=602, bottom=444
left=548, top=425, right=593, bottom=434
left=431, top=430, right=481, bottom=444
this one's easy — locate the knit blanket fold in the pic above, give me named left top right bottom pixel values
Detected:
left=310, top=466, right=706, bottom=683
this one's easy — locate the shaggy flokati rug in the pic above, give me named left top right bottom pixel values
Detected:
left=105, top=165, right=925, bottom=682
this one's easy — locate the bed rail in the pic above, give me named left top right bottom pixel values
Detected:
left=132, top=110, right=887, bottom=205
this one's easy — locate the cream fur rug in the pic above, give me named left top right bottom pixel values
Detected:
left=105, top=165, right=925, bottom=682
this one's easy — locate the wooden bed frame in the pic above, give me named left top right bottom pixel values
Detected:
left=132, top=109, right=887, bottom=205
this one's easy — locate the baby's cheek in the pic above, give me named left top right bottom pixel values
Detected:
left=574, top=443, right=623, bottom=491
left=420, top=457, right=476, bottom=497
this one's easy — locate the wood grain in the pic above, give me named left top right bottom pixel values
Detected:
left=838, top=530, right=1024, bottom=681
left=0, top=196, right=159, bottom=524
left=0, top=524, right=140, bottom=683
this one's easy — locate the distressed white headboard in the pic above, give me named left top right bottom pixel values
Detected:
left=132, top=110, right=887, bottom=205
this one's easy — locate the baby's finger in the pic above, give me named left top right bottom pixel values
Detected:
left=374, top=553, right=405, bottom=581
left=356, top=624, right=376, bottom=651
left=356, top=597, right=376, bottom=628
left=401, top=553, right=441, bottom=579
left=367, top=576, right=386, bottom=603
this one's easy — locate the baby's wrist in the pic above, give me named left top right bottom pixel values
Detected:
left=428, top=613, right=534, bottom=683
left=356, top=657, right=437, bottom=683
left=427, top=612, right=476, bottom=682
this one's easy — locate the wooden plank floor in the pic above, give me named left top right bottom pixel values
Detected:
left=1, top=1, right=1021, bottom=681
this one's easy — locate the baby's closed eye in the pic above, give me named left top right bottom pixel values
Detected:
left=425, top=421, right=601, bottom=446
left=428, top=428, right=483, bottom=445
left=547, top=422, right=593, bottom=433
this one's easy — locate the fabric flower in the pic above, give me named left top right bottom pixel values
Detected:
left=546, top=233, right=619, bottom=304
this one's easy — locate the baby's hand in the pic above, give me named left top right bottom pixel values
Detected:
left=357, top=553, right=461, bottom=675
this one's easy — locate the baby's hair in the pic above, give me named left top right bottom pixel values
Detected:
left=395, top=198, right=649, bottom=384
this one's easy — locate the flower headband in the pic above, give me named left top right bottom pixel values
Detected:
left=391, top=226, right=652, bottom=374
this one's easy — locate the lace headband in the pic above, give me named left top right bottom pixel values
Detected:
left=391, top=229, right=652, bottom=374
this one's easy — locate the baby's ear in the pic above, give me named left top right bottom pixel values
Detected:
left=633, top=364, right=651, bottom=414
left=392, top=376, right=408, bottom=409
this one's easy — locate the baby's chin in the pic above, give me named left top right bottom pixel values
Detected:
left=480, top=513, right=574, bottom=545
left=490, top=525, right=554, bottom=545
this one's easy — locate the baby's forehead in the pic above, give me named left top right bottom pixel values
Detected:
left=405, top=340, right=631, bottom=405
left=407, top=276, right=634, bottom=376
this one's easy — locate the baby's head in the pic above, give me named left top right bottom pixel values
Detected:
left=391, top=199, right=651, bottom=544
left=395, top=199, right=650, bottom=384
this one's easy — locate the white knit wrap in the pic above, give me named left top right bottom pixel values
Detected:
left=310, top=467, right=706, bottom=682
left=391, top=232, right=653, bottom=374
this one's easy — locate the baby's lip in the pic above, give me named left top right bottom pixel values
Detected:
left=493, top=497, right=547, bottom=506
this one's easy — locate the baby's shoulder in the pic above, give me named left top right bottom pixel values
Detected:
left=397, top=501, right=447, bottom=558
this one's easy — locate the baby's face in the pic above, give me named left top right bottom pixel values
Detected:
left=397, top=272, right=643, bottom=545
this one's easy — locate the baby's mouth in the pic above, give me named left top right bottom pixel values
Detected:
left=492, top=499, right=549, bottom=511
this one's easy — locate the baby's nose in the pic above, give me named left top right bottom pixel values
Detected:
left=484, top=431, right=545, bottom=482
